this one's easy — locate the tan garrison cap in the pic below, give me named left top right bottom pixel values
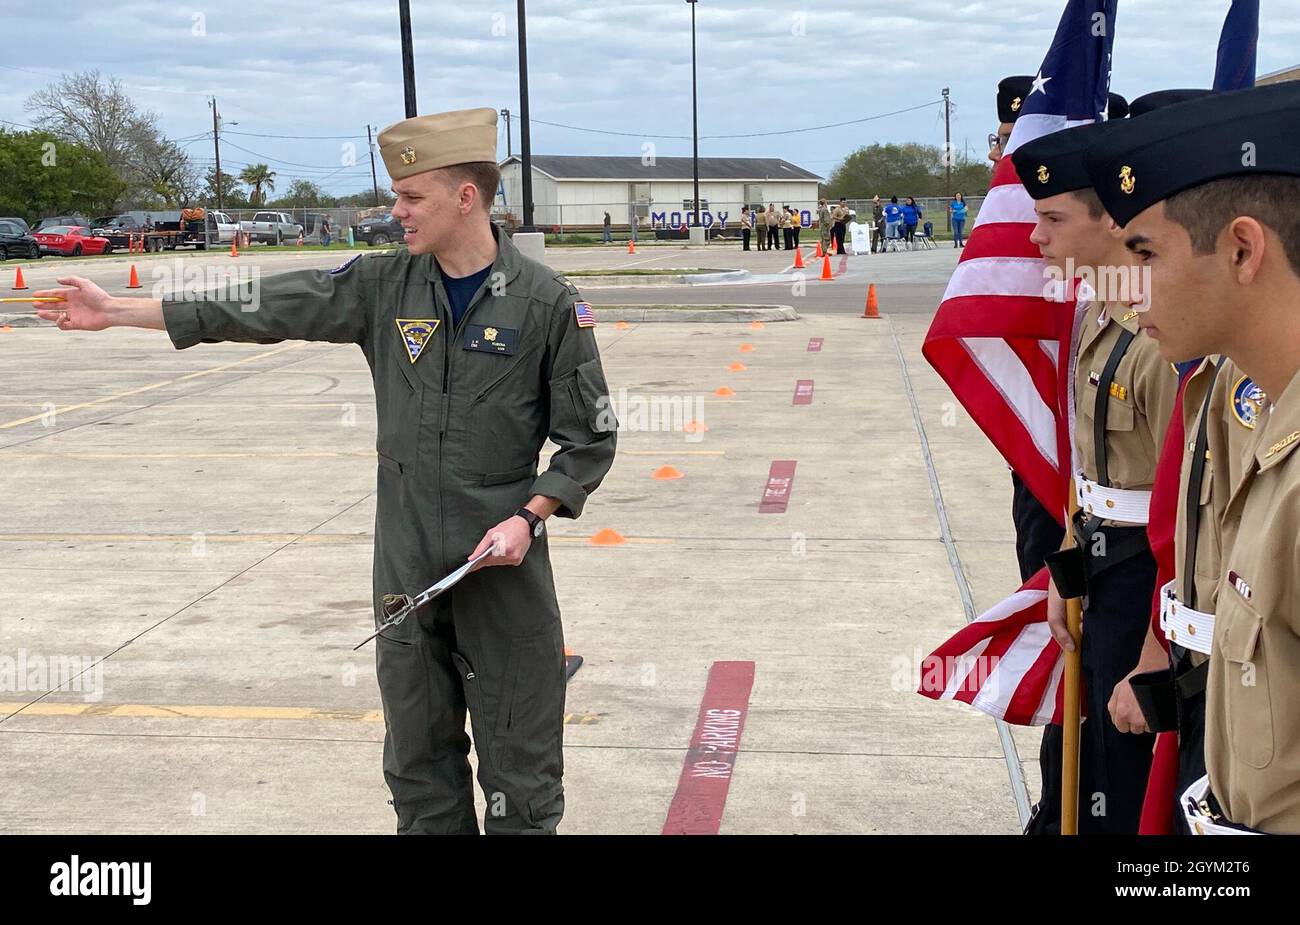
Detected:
left=378, top=107, right=498, bottom=180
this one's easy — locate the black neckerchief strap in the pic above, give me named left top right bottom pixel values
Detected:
left=1092, top=326, right=1138, bottom=489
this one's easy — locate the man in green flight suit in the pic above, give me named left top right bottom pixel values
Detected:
left=34, top=107, right=619, bottom=835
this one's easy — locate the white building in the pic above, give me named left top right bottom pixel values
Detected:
left=498, top=155, right=823, bottom=231
left=1257, top=63, right=1300, bottom=85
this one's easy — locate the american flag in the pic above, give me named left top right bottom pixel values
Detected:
left=574, top=301, right=597, bottom=329
left=919, top=569, right=1069, bottom=725
left=917, top=0, right=1116, bottom=725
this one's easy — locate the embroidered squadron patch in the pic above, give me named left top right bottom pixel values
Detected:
left=329, top=255, right=361, bottom=275
left=574, top=301, right=597, bottom=328
left=396, top=318, right=441, bottom=364
left=1231, top=375, right=1266, bottom=430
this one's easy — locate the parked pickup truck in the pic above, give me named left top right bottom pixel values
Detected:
left=203, top=210, right=239, bottom=245
left=239, top=211, right=304, bottom=245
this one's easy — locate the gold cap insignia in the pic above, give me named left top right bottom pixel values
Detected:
left=400, top=146, right=417, bottom=166
left=1121, top=310, right=1139, bottom=322
left=1037, top=165, right=1050, bottom=184
left=483, top=326, right=499, bottom=343
left=1119, top=165, right=1136, bottom=195
left=1011, top=97, right=1022, bottom=112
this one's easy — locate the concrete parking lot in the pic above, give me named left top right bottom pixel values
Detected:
left=0, top=243, right=1042, bottom=834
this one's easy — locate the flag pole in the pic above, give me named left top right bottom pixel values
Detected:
left=1061, top=488, right=1084, bottom=835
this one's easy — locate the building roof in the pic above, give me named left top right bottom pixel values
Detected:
left=499, top=155, right=822, bottom=183
left=1257, top=64, right=1300, bottom=86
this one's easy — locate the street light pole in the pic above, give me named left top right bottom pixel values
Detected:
left=517, top=0, right=535, bottom=233
left=398, top=0, right=418, bottom=118
left=687, top=0, right=700, bottom=229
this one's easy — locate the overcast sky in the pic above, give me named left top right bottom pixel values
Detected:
left=2, top=1, right=1297, bottom=195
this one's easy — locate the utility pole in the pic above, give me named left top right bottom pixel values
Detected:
left=501, top=108, right=512, bottom=158
left=942, top=87, right=952, bottom=232
left=367, top=124, right=380, bottom=206
left=210, top=97, right=223, bottom=211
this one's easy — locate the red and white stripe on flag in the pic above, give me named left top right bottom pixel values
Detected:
left=923, top=153, right=1076, bottom=524
left=916, top=567, right=1079, bottom=726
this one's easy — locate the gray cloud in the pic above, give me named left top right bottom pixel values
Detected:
left=2, top=0, right=1295, bottom=193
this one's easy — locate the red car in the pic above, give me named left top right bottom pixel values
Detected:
left=34, top=225, right=114, bottom=257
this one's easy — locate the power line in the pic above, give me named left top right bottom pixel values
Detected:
left=502, top=99, right=945, bottom=141
left=223, top=129, right=368, bottom=140
left=219, top=138, right=365, bottom=170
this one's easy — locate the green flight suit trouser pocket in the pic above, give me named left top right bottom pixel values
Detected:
left=451, top=620, right=567, bottom=834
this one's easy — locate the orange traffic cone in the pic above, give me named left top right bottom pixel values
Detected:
left=13, top=267, right=28, bottom=290
left=230, top=236, right=239, bottom=258
left=862, top=283, right=880, bottom=319
left=589, top=528, right=627, bottom=546
left=126, top=265, right=142, bottom=289
left=652, top=465, right=684, bottom=480
left=792, top=247, right=804, bottom=269
left=814, top=240, right=823, bottom=258
left=820, top=255, right=833, bottom=281
left=627, top=240, right=636, bottom=254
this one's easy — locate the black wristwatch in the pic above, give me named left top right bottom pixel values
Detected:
left=514, top=507, right=545, bottom=538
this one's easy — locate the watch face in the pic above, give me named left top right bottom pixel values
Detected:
left=532, top=520, right=544, bottom=537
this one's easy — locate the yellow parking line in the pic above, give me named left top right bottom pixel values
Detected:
left=0, top=343, right=305, bottom=430
left=0, top=450, right=722, bottom=460
left=0, top=451, right=375, bottom=460
left=0, top=533, right=362, bottom=544
left=0, top=702, right=602, bottom=725
left=0, top=533, right=674, bottom=545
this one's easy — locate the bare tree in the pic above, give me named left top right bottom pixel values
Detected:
left=24, top=71, right=149, bottom=173
left=130, top=126, right=200, bottom=207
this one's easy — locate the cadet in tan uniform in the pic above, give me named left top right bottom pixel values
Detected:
left=35, top=108, right=618, bottom=835
left=1011, top=120, right=1180, bottom=834
left=1112, top=350, right=1264, bottom=831
left=1085, top=80, right=1300, bottom=833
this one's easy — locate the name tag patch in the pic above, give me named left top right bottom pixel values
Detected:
left=463, top=324, right=518, bottom=355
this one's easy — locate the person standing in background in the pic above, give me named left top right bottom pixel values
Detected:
left=792, top=208, right=802, bottom=249
left=740, top=206, right=753, bottom=251
left=901, top=197, right=920, bottom=248
left=870, top=195, right=885, bottom=254
left=817, top=199, right=832, bottom=255
left=950, top=193, right=968, bottom=248
left=602, top=211, right=612, bottom=244
left=765, top=204, right=779, bottom=250
left=780, top=206, right=793, bottom=250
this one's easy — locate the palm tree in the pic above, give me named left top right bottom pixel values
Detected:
left=239, top=164, right=277, bottom=206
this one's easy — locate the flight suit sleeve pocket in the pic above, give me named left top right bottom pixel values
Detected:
left=571, top=358, right=615, bottom=433
left=1215, top=593, right=1274, bottom=769
left=377, top=452, right=404, bottom=475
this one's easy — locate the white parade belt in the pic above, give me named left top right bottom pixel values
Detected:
left=1182, top=775, right=1259, bottom=836
left=1158, top=579, right=1215, bottom=655
left=1074, top=474, right=1151, bottom=525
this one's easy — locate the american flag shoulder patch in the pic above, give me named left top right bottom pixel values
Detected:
left=574, top=301, right=597, bottom=328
